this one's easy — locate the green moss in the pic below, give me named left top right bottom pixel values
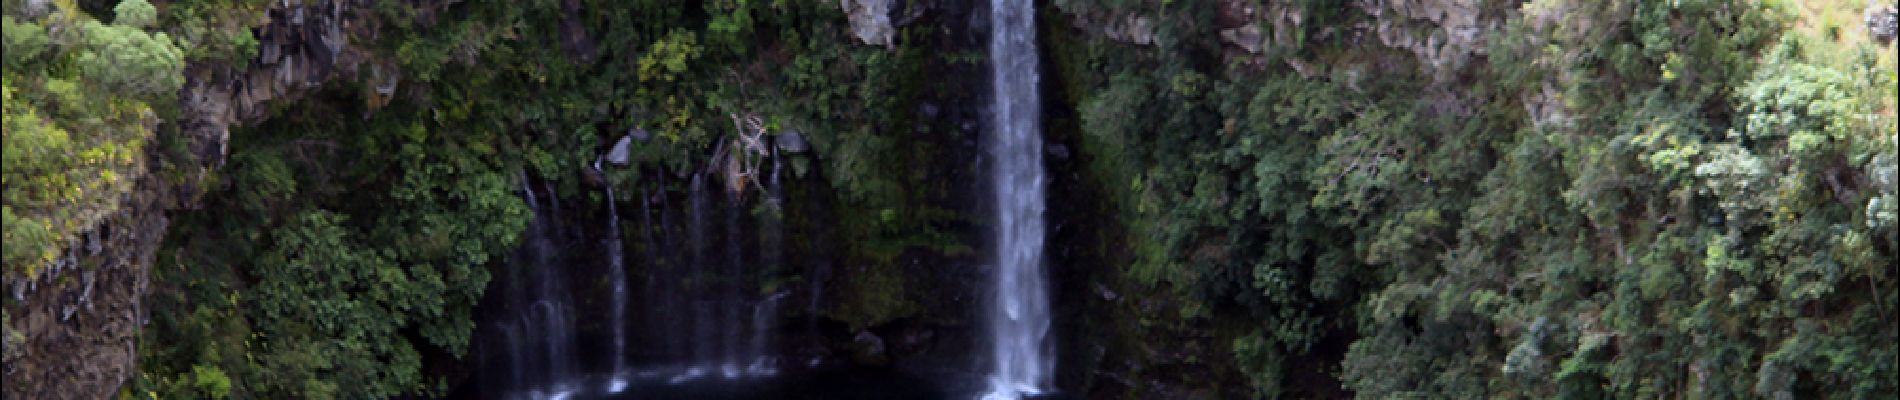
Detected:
left=827, top=262, right=920, bottom=331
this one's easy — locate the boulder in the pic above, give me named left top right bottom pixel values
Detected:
left=849, top=330, right=889, bottom=366
left=777, top=130, right=812, bottom=154
left=605, top=134, right=635, bottom=166
left=1106, top=16, right=1156, bottom=46
left=1870, top=4, right=1898, bottom=43
left=1219, top=23, right=1265, bottom=54
left=841, top=0, right=895, bottom=48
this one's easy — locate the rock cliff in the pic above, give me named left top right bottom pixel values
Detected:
left=2, top=1, right=387, bottom=398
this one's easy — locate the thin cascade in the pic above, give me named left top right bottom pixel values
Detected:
left=483, top=152, right=790, bottom=395
left=476, top=179, right=584, bottom=398
left=653, top=173, right=686, bottom=362
left=604, top=181, right=629, bottom=392
left=543, top=180, right=561, bottom=219
left=722, top=189, right=746, bottom=377
left=754, top=145, right=786, bottom=374
left=748, top=291, right=788, bottom=375
left=688, top=173, right=714, bottom=366
left=521, top=181, right=579, bottom=396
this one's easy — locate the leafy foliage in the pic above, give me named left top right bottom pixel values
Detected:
left=2, top=2, right=182, bottom=278
left=1055, top=0, right=1897, bottom=397
left=131, top=0, right=986, bottom=396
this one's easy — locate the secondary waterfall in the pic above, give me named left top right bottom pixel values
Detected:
left=486, top=181, right=581, bottom=398
left=985, top=0, right=1053, bottom=397
left=632, top=171, right=781, bottom=384
left=603, top=183, right=628, bottom=393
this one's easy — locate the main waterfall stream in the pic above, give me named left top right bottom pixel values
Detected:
left=983, top=0, right=1054, bottom=398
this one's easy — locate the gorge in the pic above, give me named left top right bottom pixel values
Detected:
left=3, top=0, right=1897, bottom=399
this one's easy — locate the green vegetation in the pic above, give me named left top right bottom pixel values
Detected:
left=3, top=0, right=183, bottom=278
left=122, top=0, right=977, bottom=397
left=3, top=0, right=1892, bottom=398
left=1055, top=0, right=1897, bottom=397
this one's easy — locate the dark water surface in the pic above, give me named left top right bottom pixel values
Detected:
left=450, top=365, right=989, bottom=400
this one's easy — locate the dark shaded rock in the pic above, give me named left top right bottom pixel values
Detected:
left=581, top=164, right=606, bottom=187
left=1871, top=4, right=1898, bottom=43
left=3, top=174, right=172, bottom=400
left=1219, top=23, right=1264, bottom=54
left=559, top=0, right=598, bottom=62
left=920, top=102, right=941, bottom=119
left=1093, top=283, right=1119, bottom=301
left=892, top=325, right=936, bottom=355
left=841, top=0, right=895, bottom=48
left=777, top=130, right=812, bottom=154
left=849, top=331, right=889, bottom=366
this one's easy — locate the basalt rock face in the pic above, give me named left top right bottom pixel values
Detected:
left=1, top=1, right=397, bottom=398
left=3, top=176, right=170, bottom=400
left=1173, top=0, right=1504, bottom=84
left=842, top=0, right=897, bottom=48
left=179, top=0, right=388, bottom=168
left=1353, top=0, right=1498, bottom=82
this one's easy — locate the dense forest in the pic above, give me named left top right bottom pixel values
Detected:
left=3, top=0, right=1895, bottom=399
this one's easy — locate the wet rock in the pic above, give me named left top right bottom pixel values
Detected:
left=849, top=331, right=889, bottom=366
left=1048, top=143, right=1070, bottom=160
left=581, top=164, right=606, bottom=187
left=892, top=325, right=936, bottom=355
left=1871, top=4, right=1898, bottom=43
left=919, top=102, right=941, bottom=119
left=605, top=134, right=635, bottom=166
left=1106, top=16, right=1156, bottom=46
left=371, top=63, right=400, bottom=96
left=777, top=130, right=811, bottom=154
left=1219, top=23, right=1265, bottom=54
left=841, top=0, right=895, bottom=48
left=1094, top=282, right=1120, bottom=301
left=17, top=0, right=50, bottom=18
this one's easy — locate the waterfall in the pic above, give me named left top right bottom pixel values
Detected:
left=722, top=189, right=745, bottom=377
left=488, top=182, right=580, bottom=398
left=749, top=148, right=786, bottom=375
left=604, top=183, right=629, bottom=393
left=479, top=155, right=787, bottom=396
left=689, top=174, right=715, bottom=366
left=748, top=291, right=787, bottom=375
left=984, top=0, right=1053, bottom=397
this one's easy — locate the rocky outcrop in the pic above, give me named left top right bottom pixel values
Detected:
left=849, top=331, right=890, bottom=366
left=2, top=1, right=393, bottom=398
left=1060, top=0, right=1502, bottom=82
left=1056, top=5, right=1155, bottom=47
left=179, top=0, right=383, bottom=168
left=3, top=172, right=170, bottom=400
left=1353, top=0, right=1498, bottom=82
left=1871, top=3, right=1899, bottom=44
left=841, top=0, right=896, bottom=48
